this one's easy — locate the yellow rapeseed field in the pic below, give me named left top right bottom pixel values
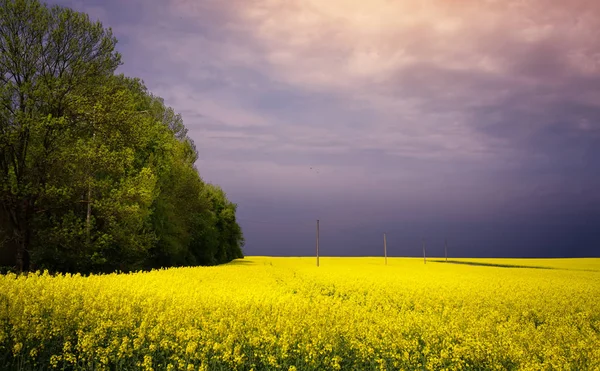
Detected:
left=1, top=257, right=599, bottom=370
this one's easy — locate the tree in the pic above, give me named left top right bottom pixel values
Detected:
left=202, top=184, right=245, bottom=264
left=0, top=0, right=120, bottom=271
left=0, top=0, right=244, bottom=273
left=32, top=75, right=160, bottom=273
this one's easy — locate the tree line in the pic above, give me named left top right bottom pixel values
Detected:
left=0, top=0, right=244, bottom=273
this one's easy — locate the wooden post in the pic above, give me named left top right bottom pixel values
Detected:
left=422, top=239, right=426, bottom=264
left=383, top=233, right=387, bottom=265
left=316, top=219, right=320, bottom=267
left=445, top=238, right=448, bottom=262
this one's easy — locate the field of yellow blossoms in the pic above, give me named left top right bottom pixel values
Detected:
left=1, top=257, right=599, bottom=370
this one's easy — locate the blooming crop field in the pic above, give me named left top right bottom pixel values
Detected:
left=1, top=257, right=599, bottom=370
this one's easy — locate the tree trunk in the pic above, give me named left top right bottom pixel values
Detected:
left=86, top=186, right=92, bottom=245
left=13, top=200, right=32, bottom=272
left=15, top=232, right=30, bottom=273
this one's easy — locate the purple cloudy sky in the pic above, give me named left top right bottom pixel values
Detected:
left=50, top=0, right=599, bottom=257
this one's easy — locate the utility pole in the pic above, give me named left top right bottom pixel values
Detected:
left=383, top=233, right=387, bottom=265
left=422, top=239, right=426, bottom=264
left=445, top=238, right=448, bottom=262
left=316, top=219, right=320, bottom=267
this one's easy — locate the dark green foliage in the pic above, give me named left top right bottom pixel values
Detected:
left=202, top=183, right=245, bottom=264
left=0, top=0, right=244, bottom=273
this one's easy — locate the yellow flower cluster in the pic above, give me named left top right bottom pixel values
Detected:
left=1, top=257, right=599, bottom=370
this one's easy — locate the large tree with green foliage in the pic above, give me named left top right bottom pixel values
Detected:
left=0, top=0, right=121, bottom=271
left=32, top=75, right=162, bottom=273
left=0, top=0, right=244, bottom=273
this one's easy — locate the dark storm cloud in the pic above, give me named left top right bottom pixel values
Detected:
left=46, top=0, right=600, bottom=257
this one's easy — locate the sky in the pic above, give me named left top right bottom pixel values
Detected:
left=49, top=0, right=600, bottom=258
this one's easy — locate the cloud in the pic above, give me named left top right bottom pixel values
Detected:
left=32, top=0, right=600, bottom=257
left=48, top=0, right=600, bottom=213
left=156, top=0, right=600, bottom=166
